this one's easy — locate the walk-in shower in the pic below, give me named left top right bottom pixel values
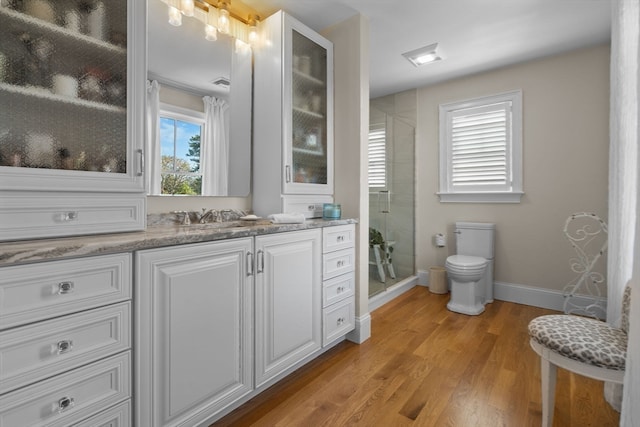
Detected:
left=368, top=100, right=415, bottom=299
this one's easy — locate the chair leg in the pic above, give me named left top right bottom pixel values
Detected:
left=540, top=356, right=557, bottom=427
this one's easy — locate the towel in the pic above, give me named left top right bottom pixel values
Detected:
left=269, top=213, right=306, bottom=224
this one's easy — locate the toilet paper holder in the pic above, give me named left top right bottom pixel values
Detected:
left=434, top=233, right=446, bottom=247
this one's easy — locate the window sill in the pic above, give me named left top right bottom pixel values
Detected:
left=437, top=192, right=524, bottom=203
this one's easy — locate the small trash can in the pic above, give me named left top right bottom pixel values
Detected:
left=429, top=266, right=448, bottom=294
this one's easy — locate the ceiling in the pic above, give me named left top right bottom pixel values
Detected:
left=243, top=0, right=612, bottom=98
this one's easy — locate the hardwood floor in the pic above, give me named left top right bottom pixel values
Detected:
left=212, top=286, right=620, bottom=426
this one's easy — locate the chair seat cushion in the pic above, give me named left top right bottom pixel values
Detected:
left=528, top=315, right=627, bottom=370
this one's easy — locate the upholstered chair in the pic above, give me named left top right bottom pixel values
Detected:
left=528, top=286, right=631, bottom=426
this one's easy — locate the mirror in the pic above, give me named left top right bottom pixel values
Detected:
left=147, top=0, right=251, bottom=196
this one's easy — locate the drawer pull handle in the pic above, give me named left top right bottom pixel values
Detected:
left=57, top=396, right=75, bottom=413
left=337, top=286, right=344, bottom=293
left=59, top=211, right=79, bottom=222
left=337, top=235, right=344, bottom=242
left=246, top=252, right=254, bottom=276
left=57, top=281, right=74, bottom=294
left=257, top=250, right=264, bottom=274
left=337, top=317, right=345, bottom=325
left=337, top=260, right=344, bottom=267
left=56, top=340, right=73, bottom=354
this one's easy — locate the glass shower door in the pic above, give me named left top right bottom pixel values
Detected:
left=369, top=108, right=415, bottom=297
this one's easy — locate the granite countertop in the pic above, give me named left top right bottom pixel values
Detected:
left=0, top=218, right=358, bottom=267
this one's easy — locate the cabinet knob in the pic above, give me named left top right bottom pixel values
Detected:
left=337, top=260, right=344, bottom=267
left=337, top=235, right=344, bottom=242
left=59, top=211, right=79, bottom=222
left=57, top=281, right=75, bottom=294
left=337, top=317, right=345, bottom=325
left=56, top=340, right=74, bottom=355
left=57, top=396, right=75, bottom=413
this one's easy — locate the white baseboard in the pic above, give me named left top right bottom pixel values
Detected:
left=369, top=276, right=418, bottom=311
left=417, top=269, right=429, bottom=286
left=494, top=281, right=607, bottom=317
left=347, top=313, right=371, bottom=344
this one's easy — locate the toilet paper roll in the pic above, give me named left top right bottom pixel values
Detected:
left=434, top=233, right=446, bottom=248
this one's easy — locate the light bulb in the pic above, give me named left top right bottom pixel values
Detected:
left=217, top=2, right=230, bottom=34
left=180, top=0, right=194, bottom=17
left=248, top=15, right=259, bottom=44
left=168, top=6, right=182, bottom=26
left=205, top=24, right=217, bottom=41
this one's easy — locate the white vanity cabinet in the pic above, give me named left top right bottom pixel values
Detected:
left=0, top=0, right=146, bottom=241
left=135, top=227, right=328, bottom=426
left=253, top=11, right=334, bottom=217
left=322, top=224, right=356, bottom=346
left=135, top=238, right=254, bottom=427
left=254, top=228, right=322, bottom=387
left=0, top=253, right=132, bottom=426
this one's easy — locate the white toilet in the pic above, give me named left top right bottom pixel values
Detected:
left=445, top=222, right=495, bottom=315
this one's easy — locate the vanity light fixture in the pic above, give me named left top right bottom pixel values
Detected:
left=160, top=0, right=258, bottom=45
left=402, top=43, right=443, bottom=67
left=167, top=0, right=182, bottom=26
left=248, top=14, right=259, bottom=44
left=217, top=0, right=231, bottom=34
left=180, top=0, right=195, bottom=17
left=205, top=6, right=218, bottom=40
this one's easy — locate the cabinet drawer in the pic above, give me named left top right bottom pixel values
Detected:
left=322, top=247, right=355, bottom=280
left=0, top=193, right=145, bottom=241
left=74, top=400, right=131, bottom=427
left=0, top=253, right=132, bottom=329
left=0, top=351, right=130, bottom=427
left=0, top=302, right=131, bottom=394
left=323, top=224, right=355, bottom=253
left=323, top=298, right=355, bottom=346
left=322, top=272, right=354, bottom=308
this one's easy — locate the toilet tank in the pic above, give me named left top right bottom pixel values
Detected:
left=455, top=222, right=496, bottom=259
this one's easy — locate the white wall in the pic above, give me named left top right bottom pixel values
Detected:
left=416, top=45, right=610, bottom=293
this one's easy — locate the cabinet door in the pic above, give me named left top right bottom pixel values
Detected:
left=135, top=239, right=253, bottom=427
left=0, top=1, right=145, bottom=193
left=282, top=14, right=333, bottom=195
left=255, top=229, right=322, bottom=387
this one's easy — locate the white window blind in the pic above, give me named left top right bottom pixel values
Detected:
left=450, top=102, right=511, bottom=190
left=439, top=90, right=523, bottom=203
left=368, top=123, right=386, bottom=188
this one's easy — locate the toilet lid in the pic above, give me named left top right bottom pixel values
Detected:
left=447, top=255, right=486, bottom=268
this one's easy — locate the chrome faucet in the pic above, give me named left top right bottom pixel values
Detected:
left=219, top=209, right=233, bottom=222
left=199, top=209, right=219, bottom=224
left=172, top=211, right=191, bottom=225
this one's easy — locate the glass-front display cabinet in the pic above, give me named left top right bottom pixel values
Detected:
left=253, top=11, right=333, bottom=217
left=288, top=27, right=331, bottom=191
left=0, top=0, right=145, bottom=241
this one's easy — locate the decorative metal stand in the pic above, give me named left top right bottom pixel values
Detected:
left=562, top=212, right=608, bottom=319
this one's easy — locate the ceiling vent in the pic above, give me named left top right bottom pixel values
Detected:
left=211, top=77, right=231, bottom=88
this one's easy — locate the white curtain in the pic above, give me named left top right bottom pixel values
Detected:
left=613, top=0, right=640, bottom=422
left=146, top=80, right=162, bottom=195
left=608, top=0, right=639, bottom=415
left=201, top=96, right=229, bottom=196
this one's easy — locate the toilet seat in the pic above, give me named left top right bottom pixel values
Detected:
left=446, top=255, right=486, bottom=267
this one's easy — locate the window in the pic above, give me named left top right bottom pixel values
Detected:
left=159, top=106, right=204, bottom=195
left=438, top=90, right=523, bottom=203
left=368, top=122, right=387, bottom=189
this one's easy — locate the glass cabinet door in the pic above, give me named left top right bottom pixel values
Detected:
left=284, top=21, right=333, bottom=195
left=0, top=0, right=143, bottom=192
